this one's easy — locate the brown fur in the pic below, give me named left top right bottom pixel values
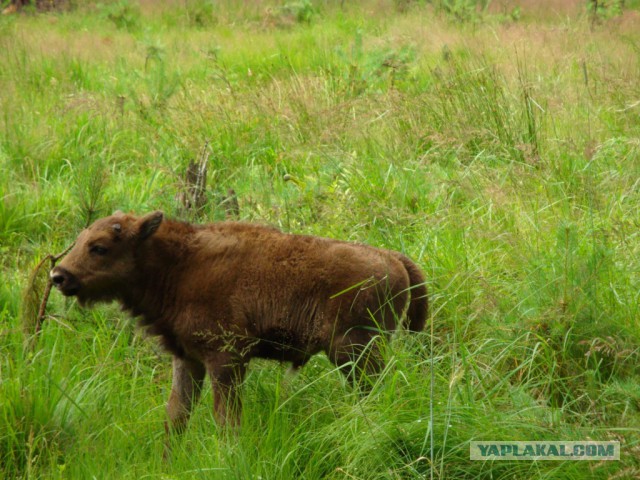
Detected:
left=51, top=211, right=428, bottom=432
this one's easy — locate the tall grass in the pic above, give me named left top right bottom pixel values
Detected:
left=1, top=0, right=639, bottom=478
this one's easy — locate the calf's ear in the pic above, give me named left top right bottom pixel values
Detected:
left=137, top=211, right=164, bottom=240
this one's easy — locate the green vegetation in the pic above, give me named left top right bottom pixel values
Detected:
left=1, top=0, right=639, bottom=478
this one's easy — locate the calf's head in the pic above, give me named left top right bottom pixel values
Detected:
left=50, top=211, right=164, bottom=306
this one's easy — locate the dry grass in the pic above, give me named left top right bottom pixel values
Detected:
left=490, top=0, right=584, bottom=17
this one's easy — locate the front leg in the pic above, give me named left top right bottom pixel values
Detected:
left=206, top=353, right=247, bottom=427
left=165, top=356, right=206, bottom=435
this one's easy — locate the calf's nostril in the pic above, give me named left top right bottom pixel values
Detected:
left=51, top=273, right=66, bottom=286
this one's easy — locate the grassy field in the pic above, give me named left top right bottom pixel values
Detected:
left=1, top=0, right=639, bottom=478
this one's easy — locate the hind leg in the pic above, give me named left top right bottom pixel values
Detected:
left=328, top=329, right=386, bottom=390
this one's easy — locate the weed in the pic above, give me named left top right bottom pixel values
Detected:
left=98, top=0, right=140, bottom=31
left=184, top=0, right=218, bottom=28
left=334, top=30, right=416, bottom=96
left=588, top=0, right=626, bottom=23
left=434, top=0, right=491, bottom=22
left=282, top=0, right=315, bottom=24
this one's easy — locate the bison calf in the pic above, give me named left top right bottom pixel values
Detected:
left=51, top=211, right=427, bottom=432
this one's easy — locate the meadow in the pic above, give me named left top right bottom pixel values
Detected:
left=1, top=0, right=639, bottom=478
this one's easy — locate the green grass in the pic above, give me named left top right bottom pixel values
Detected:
left=1, top=0, right=639, bottom=478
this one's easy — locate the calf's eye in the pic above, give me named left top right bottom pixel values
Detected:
left=90, top=245, right=108, bottom=256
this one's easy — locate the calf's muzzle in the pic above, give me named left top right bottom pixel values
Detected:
left=50, top=266, right=80, bottom=296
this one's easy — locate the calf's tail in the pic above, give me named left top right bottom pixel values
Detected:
left=397, top=254, right=428, bottom=332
